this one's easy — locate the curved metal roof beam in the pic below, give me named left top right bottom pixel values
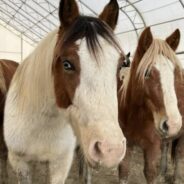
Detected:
left=120, top=8, right=139, bottom=38
left=126, top=0, right=146, bottom=27
left=178, top=0, right=184, bottom=8
left=78, top=0, right=98, bottom=16
left=118, top=0, right=146, bottom=38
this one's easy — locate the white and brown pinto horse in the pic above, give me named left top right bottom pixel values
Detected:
left=0, top=59, right=18, bottom=183
left=4, top=0, right=126, bottom=183
left=118, top=27, right=183, bottom=184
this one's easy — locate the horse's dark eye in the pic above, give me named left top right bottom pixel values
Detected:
left=63, top=60, right=75, bottom=71
left=145, top=69, right=150, bottom=79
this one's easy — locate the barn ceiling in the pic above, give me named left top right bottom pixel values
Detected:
left=0, top=0, right=183, bottom=49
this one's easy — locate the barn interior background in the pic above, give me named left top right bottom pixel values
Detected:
left=0, top=0, right=183, bottom=63
left=0, top=0, right=184, bottom=183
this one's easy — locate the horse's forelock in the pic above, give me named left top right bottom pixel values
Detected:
left=58, top=16, right=124, bottom=61
left=136, top=39, right=182, bottom=83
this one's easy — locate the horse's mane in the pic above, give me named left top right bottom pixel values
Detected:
left=120, top=39, right=182, bottom=103
left=11, top=16, right=124, bottom=112
left=12, top=29, right=58, bottom=111
left=119, top=66, right=131, bottom=103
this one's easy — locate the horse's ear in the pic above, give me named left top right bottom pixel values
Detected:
left=126, top=52, right=131, bottom=58
left=59, top=0, right=79, bottom=28
left=166, top=29, right=180, bottom=51
left=99, top=0, right=119, bottom=30
left=137, top=27, right=153, bottom=54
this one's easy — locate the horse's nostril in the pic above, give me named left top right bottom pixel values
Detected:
left=94, top=141, right=102, bottom=155
left=162, top=120, right=169, bottom=133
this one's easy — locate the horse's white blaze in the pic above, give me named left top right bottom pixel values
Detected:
left=69, top=37, right=125, bottom=165
left=76, top=38, right=119, bottom=122
left=155, top=54, right=182, bottom=136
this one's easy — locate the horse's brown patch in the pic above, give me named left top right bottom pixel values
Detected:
left=53, top=41, right=80, bottom=108
left=144, top=68, right=165, bottom=111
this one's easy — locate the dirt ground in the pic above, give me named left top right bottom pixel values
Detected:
left=3, top=147, right=175, bottom=184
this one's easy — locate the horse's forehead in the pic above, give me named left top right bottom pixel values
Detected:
left=78, top=37, right=120, bottom=66
left=154, top=54, right=174, bottom=72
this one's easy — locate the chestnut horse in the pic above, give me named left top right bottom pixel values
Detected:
left=4, top=0, right=127, bottom=183
left=0, top=59, right=18, bottom=183
left=118, top=27, right=183, bottom=184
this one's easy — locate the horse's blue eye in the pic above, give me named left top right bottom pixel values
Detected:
left=63, top=60, right=75, bottom=71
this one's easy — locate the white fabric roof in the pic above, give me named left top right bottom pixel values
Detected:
left=0, top=0, right=183, bottom=55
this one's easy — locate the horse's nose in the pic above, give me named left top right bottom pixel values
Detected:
left=89, top=138, right=126, bottom=168
left=160, top=118, right=182, bottom=137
